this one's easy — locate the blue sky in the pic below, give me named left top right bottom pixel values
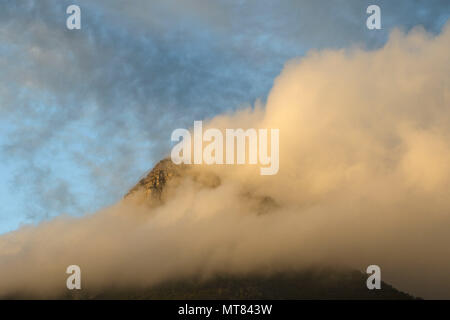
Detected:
left=0, top=0, right=449, bottom=234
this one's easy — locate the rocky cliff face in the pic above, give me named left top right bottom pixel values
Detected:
left=125, top=158, right=222, bottom=205
left=125, top=158, right=279, bottom=215
left=125, top=159, right=186, bottom=199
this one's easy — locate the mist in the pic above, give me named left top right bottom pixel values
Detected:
left=0, top=23, right=449, bottom=299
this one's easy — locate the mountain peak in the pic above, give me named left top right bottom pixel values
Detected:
left=125, top=158, right=186, bottom=199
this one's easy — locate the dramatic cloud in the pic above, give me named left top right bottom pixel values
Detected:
left=0, top=23, right=449, bottom=299
left=1, top=1, right=449, bottom=231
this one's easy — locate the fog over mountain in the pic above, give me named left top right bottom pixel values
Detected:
left=0, top=22, right=449, bottom=299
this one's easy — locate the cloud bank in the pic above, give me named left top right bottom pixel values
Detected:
left=0, top=23, right=449, bottom=299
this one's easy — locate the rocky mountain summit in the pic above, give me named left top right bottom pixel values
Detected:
left=125, top=158, right=186, bottom=199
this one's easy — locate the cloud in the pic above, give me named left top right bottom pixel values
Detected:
left=0, top=22, right=449, bottom=298
left=1, top=1, right=449, bottom=227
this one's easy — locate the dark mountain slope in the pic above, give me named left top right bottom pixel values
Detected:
left=85, top=269, right=414, bottom=300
